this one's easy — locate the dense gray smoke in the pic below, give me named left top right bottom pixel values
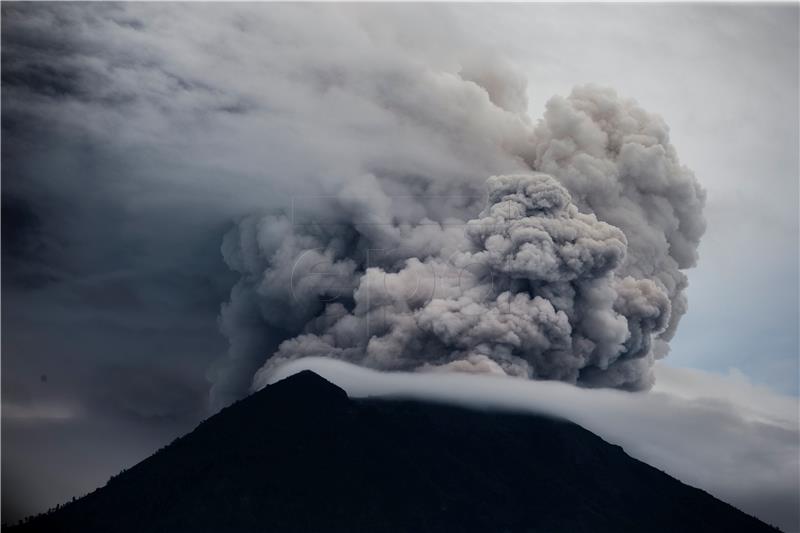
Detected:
left=214, top=78, right=705, bottom=408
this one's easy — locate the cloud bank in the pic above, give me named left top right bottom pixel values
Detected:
left=261, top=358, right=800, bottom=533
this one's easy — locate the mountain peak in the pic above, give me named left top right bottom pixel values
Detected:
left=261, top=369, right=348, bottom=403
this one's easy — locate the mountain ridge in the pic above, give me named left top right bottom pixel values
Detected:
left=8, top=370, right=779, bottom=532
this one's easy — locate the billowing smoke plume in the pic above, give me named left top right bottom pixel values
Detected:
left=212, top=78, right=705, bottom=409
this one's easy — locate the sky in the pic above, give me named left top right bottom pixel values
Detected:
left=2, top=3, right=798, bottom=530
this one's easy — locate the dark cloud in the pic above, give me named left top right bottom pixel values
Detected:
left=1, top=194, right=56, bottom=288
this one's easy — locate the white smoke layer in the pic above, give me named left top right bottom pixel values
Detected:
left=215, top=75, right=705, bottom=408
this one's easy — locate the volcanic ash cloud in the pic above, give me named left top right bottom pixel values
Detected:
left=254, top=173, right=671, bottom=389
left=214, top=85, right=706, bottom=408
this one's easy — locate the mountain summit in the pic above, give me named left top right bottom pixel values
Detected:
left=12, top=371, right=777, bottom=532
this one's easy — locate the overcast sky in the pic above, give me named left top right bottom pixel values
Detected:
left=2, top=3, right=798, bottom=530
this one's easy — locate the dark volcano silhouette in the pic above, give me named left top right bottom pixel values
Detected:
left=9, top=370, right=778, bottom=532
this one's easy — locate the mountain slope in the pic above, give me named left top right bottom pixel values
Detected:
left=10, top=371, right=778, bottom=532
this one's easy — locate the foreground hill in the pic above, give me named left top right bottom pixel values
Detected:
left=10, top=370, right=778, bottom=532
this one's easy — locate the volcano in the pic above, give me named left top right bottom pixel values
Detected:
left=9, top=370, right=778, bottom=532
